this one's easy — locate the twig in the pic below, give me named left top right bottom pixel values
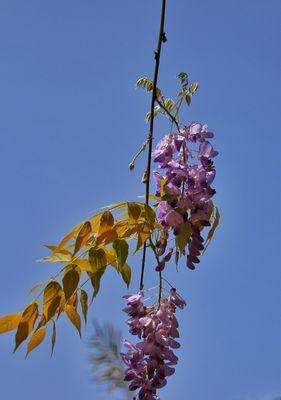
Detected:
left=139, top=0, right=167, bottom=291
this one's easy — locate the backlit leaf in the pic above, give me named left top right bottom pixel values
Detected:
left=0, top=312, right=22, bottom=334
left=136, top=227, right=152, bottom=252
left=89, top=267, right=106, bottom=301
left=143, top=204, right=156, bottom=226
left=14, top=302, right=39, bottom=352
left=75, top=258, right=94, bottom=272
left=73, top=221, right=92, bottom=255
left=120, top=263, right=131, bottom=288
left=56, top=222, right=84, bottom=250
left=62, top=267, right=80, bottom=301
left=89, top=248, right=107, bottom=269
left=99, top=211, right=114, bottom=236
left=80, top=290, right=88, bottom=324
left=40, top=252, right=72, bottom=263
left=65, top=305, right=81, bottom=337
left=43, top=281, right=62, bottom=321
left=91, top=213, right=103, bottom=232
left=127, top=202, right=141, bottom=221
left=26, top=326, right=47, bottom=357
left=35, top=315, right=46, bottom=332
left=112, top=239, right=129, bottom=271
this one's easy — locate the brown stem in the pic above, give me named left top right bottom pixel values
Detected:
left=139, top=0, right=167, bottom=291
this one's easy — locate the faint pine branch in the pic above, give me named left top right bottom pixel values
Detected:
left=88, top=321, right=131, bottom=400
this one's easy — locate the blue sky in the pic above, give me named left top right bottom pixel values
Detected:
left=0, top=0, right=280, bottom=399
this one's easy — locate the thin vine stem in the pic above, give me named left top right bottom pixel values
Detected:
left=139, top=0, right=167, bottom=291
left=156, top=99, right=180, bottom=132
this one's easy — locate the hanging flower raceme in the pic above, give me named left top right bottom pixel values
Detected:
left=152, top=122, right=218, bottom=270
left=121, top=289, right=186, bottom=400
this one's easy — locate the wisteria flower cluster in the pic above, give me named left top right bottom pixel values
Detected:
left=153, top=122, right=218, bottom=270
left=121, top=289, right=186, bottom=400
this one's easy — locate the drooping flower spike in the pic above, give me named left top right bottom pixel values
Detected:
left=152, top=122, right=218, bottom=270
left=121, top=290, right=186, bottom=400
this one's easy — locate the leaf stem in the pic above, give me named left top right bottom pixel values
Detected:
left=148, top=237, right=162, bottom=307
left=139, top=0, right=167, bottom=291
left=156, top=99, right=180, bottom=132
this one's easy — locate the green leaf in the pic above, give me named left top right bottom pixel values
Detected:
left=112, top=239, right=129, bottom=271
left=89, top=267, right=106, bottom=301
left=176, top=221, right=191, bottom=253
left=143, top=204, right=156, bottom=226
left=120, top=263, right=131, bottom=288
left=89, top=248, right=107, bottom=269
left=62, top=268, right=80, bottom=301
left=80, top=290, right=88, bottom=324
left=204, top=207, right=220, bottom=252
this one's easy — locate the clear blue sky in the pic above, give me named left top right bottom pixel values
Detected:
left=0, top=1, right=280, bottom=399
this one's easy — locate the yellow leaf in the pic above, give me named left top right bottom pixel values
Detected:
left=62, top=268, right=80, bottom=301
left=42, top=245, right=72, bottom=255
left=28, top=281, right=46, bottom=295
left=26, top=326, right=47, bottom=357
left=43, top=281, right=62, bottom=321
left=80, top=290, right=88, bottom=324
left=204, top=207, right=220, bottom=252
left=176, top=221, right=191, bottom=253
left=96, top=226, right=118, bottom=246
left=136, top=225, right=153, bottom=252
left=127, top=202, right=142, bottom=221
left=73, top=221, right=92, bottom=255
left=51, top=321, right=56, bottom=357
left=75, top=259, right=94, bottom=272
left=40, top=253, right=72, bottom=263
left=34, top=315, right=46, bottom=332
left=0, top=312, right=22, bottom=334
left=14, top=302, right=39, bottom=352
left=65, top=305, right=81, bottom=337
left=57, top=222, right=85, bottom=250
left=103, top=247, right=116, bottom=265
left=90, top=213, right=103, bottom=232
left=98, top=211, right=114, bottom=236
left=103, top=247, right=131, bottom=288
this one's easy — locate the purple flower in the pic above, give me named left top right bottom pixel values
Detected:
left=121, top=290, right=186, bottom=400
left=198, top=141, right=218, bottom=160
left=152, top=122, right=218, bottom=269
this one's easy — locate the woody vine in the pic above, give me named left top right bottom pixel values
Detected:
left=0, top=1, right=220, bottom=399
